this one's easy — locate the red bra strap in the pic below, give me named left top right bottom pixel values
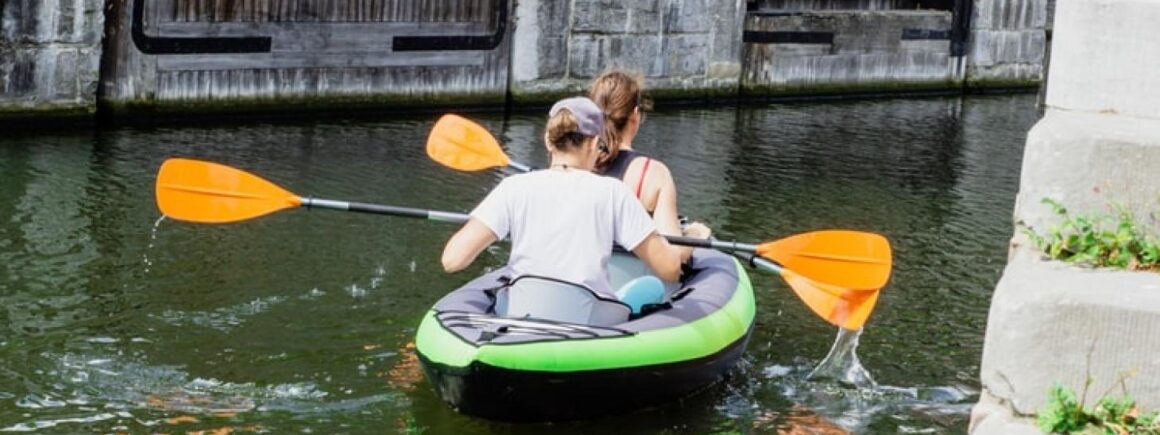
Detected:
left=635, top=157, right=652, bottom=198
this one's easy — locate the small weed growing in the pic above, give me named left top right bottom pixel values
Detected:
left=1024, top=199, right=1160, bottom=271
left=1038, top=383, right=1160, bottom=434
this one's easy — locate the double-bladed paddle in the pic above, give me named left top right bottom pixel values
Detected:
left=426, top=114, right=893, bottom=288
left=154, top=156, right=888, bottom=330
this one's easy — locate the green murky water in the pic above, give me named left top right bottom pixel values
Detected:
left=0, top=94, right=1038, bottom=433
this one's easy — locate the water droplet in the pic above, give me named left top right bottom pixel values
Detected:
left=141, top=216, right=166, bottom=274
left=347, top=284, right=367, bottom=298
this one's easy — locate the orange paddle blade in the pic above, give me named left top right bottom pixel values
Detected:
left=757, top=230, right=892, bottom=290
left=782, top=269, right=880, bottom=330
left=426, top=114, right=510, bottom=171
left=155, top=158, right=301, bottom=224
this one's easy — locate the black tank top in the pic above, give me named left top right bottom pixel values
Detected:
left=603, top=149, right=644, bottom=181
left=602, top=149, right=655, bottom=217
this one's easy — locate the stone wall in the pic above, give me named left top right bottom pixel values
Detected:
left=967, top=0, right=1047, bottom=87
left=0, top=0, right=103, bottom=120
left=752, top=0, right=917, bottom=9
left=0, top=0, right=1050, bottom=120
left=510, top=0, right=745, bottom=104
left=99, top=0, right=512, bottom=116
left=742, top=10, right=957, bottom=96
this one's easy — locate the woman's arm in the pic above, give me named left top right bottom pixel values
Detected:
left=632, top=233, right=682, bottom=283
left=648, top=162, right=705, bottom=262
left=441, top=218, right=499, bottom=273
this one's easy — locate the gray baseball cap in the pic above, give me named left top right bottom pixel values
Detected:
left=548, top=97, right=604, bottom=137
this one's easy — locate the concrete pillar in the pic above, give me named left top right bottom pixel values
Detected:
left=0, top=0, right=104, bottom=122
left=970, top=1, right=1160, bottom=433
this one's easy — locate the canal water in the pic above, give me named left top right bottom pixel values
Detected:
left=0, top=94, right=1037, bottom=433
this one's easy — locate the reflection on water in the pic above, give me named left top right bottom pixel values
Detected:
left=0, top=94, right=1040, bottom=433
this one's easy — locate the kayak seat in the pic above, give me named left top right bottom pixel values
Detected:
left=495, top=276, right=632, bottom=327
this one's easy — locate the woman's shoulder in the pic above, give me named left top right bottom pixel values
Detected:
left=638, top=156, right=673, bottom=182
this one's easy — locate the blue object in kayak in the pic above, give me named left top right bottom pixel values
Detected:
left=615, top=275, right=665, bottom=314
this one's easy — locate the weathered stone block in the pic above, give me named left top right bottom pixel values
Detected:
left=568, top=34, right=607, bottom=78
left=745, top=51, right=953, bottom=87
left=538, top=36, right=568, bottom=78
left=0, top=0, right=103, bottom=117
left=513, top=0, right=546, bottom=82
left=1, top=0, right=38, bottom=42
left=710, top=0, right=745, bottom=63
left=663, top=34, right=709, bottom=76
left=966, top=62, right=1042, bottom=86
left=977, top=254, right=1160, bottom=417
left=536, top=0, right=571, bottom=37
left=1015, top=110, right=1160, bottom=236
left=2, top=50, right=38, bottom=97
left=52, top=48, right=80, bottom=100
left=573, top=0, right=628, bottom=33
left=755, top=0, right=907, bottom=10
left=662, top=0, right=712, bottom=33
left=752, top=42, right=832, bottom=58
left=570, top=34, right=664, bottom=78
left=746, top=11, right=952, bottom=54
left=968, top=29, right=1045, bottom=66
left=900, top=39, right=950, bottom=53
left=1046, top=0, right=1160, bottom=119
left=1, top=0, right=102, bottom=44
left=629, top=4, right=662, bottom=33
left=972, top=0, right=1049, bottom=31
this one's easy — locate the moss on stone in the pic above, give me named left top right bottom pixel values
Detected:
left=100, top=91, right=507, bottom=122
left=0, top=103, right=96, bottom=127
left=742, top=79, right=962, bottom=98
left=965, top=77, right=1042, bottom=91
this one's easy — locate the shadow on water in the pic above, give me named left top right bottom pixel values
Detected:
left=0, top=95, right=1039, bottom=433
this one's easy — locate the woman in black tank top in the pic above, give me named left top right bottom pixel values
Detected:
left=589, top=69, right=711, bottom=263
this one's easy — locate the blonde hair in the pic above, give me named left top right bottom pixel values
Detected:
left=545, top=109, right=590, bottom=152
left=588, top=68, right=652, bottom=170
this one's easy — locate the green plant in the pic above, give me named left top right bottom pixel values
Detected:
left=1038, top=384, right=1089, bottom=433
left=1024, top=198, right=1160, bottom=271
left=1037, top=383, right=1160, bottom=434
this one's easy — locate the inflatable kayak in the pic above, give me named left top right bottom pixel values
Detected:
left=415, top=249, right=756, bottom=421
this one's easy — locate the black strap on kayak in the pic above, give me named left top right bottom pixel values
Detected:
left=481, top=275, right=514, bottom=311
left=631, top=301, right=672, bottom=320
left=670, top=286, right=696, bottom=303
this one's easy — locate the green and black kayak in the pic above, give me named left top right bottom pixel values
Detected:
left=415, top=248, right=756, bottom=421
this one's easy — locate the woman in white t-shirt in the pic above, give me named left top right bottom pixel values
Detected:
left=441, top=97, right=682, bottom=313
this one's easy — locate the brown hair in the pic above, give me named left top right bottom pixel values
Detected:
left=588, top=68, right=653, bottom=170
left=545, top=109, right=590, bottom=152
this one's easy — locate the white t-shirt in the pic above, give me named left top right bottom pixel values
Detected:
left=470, top=169, right=657, bottom=297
